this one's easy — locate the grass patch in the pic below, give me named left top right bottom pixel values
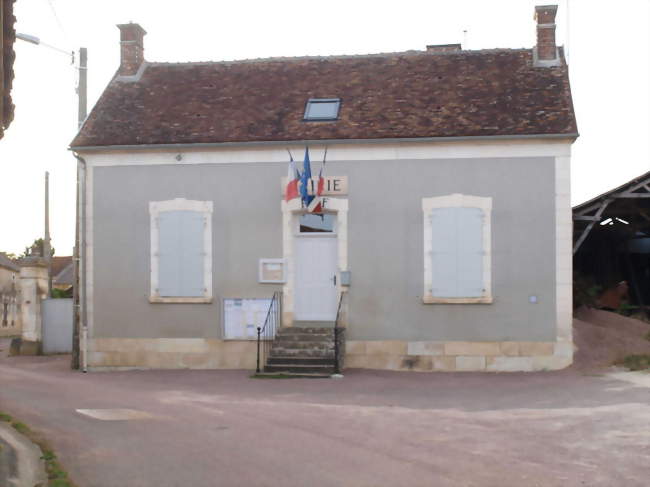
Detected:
left=645, top=331, right=650, bottom=342
left=621, top=354, right=650, bottom=371
left=0, top=411, right=77, bottom=487
left=11, top=421, right=30, bottom=434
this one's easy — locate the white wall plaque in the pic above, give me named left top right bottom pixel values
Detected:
left=258, top=258, right=286, bottom=283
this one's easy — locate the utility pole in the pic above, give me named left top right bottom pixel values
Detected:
left=15, top=32, right=88, bottom=369
left=44, top=171, right=52, bottom=297
left=72, top=47, right=87, bottom=370
left=78, top=48, right=87, bottom=128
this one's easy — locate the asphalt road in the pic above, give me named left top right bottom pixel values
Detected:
left=0, top=339, right=649, bottom=487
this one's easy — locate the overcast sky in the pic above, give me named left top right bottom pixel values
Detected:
left=0, top=0, right=648, bottom=256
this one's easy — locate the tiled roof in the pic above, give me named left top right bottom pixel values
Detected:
left=51, top=256, right=72, bottom=277
left=53, top=261, right=74, bottom=286
left=71, top=48, right=577, bottom=148
left=0, top=252, right=18, bottom=272
left=1, top=0, right=16, bottom=139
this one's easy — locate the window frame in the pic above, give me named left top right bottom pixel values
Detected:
left=296, top=212, right=337, bottom=235
left=149, top=198, right=213, bottom=303
left=422, top=193, right=493, bottom=304
left=303, top=98, right=341, bottom=121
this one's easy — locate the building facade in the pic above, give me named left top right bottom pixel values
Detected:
left=71, top=5, right=577, bottom=372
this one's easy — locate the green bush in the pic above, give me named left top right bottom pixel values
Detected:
left=621, top=354, right=650, bottom=371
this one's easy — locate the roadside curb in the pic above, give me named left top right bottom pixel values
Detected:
left=0, top=422, right=48, bottom=487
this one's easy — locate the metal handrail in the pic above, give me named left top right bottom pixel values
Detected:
left=256, top=291, right=281, bottom=374
left=333, top=292, right=345, bottom=374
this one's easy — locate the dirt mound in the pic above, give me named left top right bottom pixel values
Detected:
left=572, top=307, right=650, bottom=370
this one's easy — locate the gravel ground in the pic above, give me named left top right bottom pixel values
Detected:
left=1, top=337, right=649, bottom=487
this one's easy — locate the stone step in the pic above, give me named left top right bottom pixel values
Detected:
left=269, top=348, right=334, bottom=358
left=267, top=356, right=335, bottom=366
left=291, top=321, right=336, bottom=329
left=271, top=346, right=334, bottom=355
left=274, top=333, right=332, bottom=342
left=253, top=372, right=332, bottom=379
left=276, top=327, right=333, bottom=335
left=273, top=340, right=333, bottom=347
left=264, top=364, right=336, bottom=374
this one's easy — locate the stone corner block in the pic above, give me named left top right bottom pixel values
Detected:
left=365, top=341, right=407, bottom=356
left=432, top=356, right=456, bottom=371
left=499, top=341, right=520, bottom=356
left=532, top=355, right=572, bottom=371
left=445, top=342, right=501, bottom=357
left=455, top=356, right=486, bottom=371
left=486, top=356, right=534, bottom=372
left=554, top=341, right=574, bottom=359
left=519, top=342, right=554, bottom=357
left=407, top=341, right=444, bottom=356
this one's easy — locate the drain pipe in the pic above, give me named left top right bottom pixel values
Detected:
left=73, top=152, right=88, bottom=372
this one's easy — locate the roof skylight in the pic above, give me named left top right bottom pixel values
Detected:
left=304, top=98, right=340, bottom=121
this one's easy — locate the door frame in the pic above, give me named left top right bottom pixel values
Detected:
left=281, top=197, right=349, bottom=327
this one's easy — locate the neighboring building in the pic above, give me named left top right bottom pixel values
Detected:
left=573, top=171, right=650, bottom=316
left=52, top=256, right=74, bottom=293
left=1, top=0, right=16, bottom=140
left=0, top=252, right=19, bottom=335
left=70, top=5, right=577, bottom=372
left=0, top=251, right=18, bottom=293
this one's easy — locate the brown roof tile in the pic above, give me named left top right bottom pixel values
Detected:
left=0, top=252, right=19, bottom=272
left=71, top=48, right=577, bottom=148
left=51, top=256, right=72, bottom=277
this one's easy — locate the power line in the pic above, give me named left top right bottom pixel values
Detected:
left=45, top=0, right=71, bottom=46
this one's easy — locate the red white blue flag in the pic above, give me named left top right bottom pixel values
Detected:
left=308, top=154, right=326, bottom=213
left=284, top=151, right=300, bottom=202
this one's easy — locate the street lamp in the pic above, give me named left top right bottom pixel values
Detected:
left=16, top=33, right=75, bottom=59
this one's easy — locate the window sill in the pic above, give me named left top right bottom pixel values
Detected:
left=149, top=296, right=213, bottom=304
left=422, top=296, right=493, bottom=304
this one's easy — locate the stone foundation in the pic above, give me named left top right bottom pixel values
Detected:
left=86, top=338, right=572, bottom=372
left=345, top=340, right=573, bottom=372
left=87, top=338, right=257, bottom=370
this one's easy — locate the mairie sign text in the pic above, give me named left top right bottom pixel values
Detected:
left=280, top=176, right=348, bottom=196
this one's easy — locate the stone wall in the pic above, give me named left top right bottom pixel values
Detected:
left=87, top=338, right=257, bottom=370
left=345, top=340, right=573, bottom=372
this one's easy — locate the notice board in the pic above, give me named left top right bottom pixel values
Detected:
left=223, top=298, right=272, bottom=339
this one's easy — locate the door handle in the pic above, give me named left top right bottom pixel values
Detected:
left=332, top=274, right=337, bottom=286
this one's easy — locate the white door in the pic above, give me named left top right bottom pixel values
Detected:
left=294, top=236, right=338, bottom=321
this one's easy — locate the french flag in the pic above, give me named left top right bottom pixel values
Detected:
left=308, top=157, right=326, bottom=213
left=284, top=153, right=300, bottom=202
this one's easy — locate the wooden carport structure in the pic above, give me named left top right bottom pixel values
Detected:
left=573, top=171, right=650, bottom=315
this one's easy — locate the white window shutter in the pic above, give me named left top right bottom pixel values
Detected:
left=430, top=208, right=458, bottom=298
left=431, top=207, right=484, bottom=298
left=178, top=211, right=205, bottom=297
left=158, top=211, right=182, bottom=297
left=457, top=208, right=484, bottom=298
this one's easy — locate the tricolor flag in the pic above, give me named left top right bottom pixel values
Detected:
left=284, top=152, right=300, bottom=202
left=308, top=155, right=326, bottom=213
left=299, top=147, right=314, bottom=208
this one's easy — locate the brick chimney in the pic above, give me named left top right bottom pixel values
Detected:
left=117, top=23, right=146, bottom=76
left=534, top=5, right=559, bottom=66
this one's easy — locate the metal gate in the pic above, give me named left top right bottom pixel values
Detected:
left=42, top=298, right=73, bottom=354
